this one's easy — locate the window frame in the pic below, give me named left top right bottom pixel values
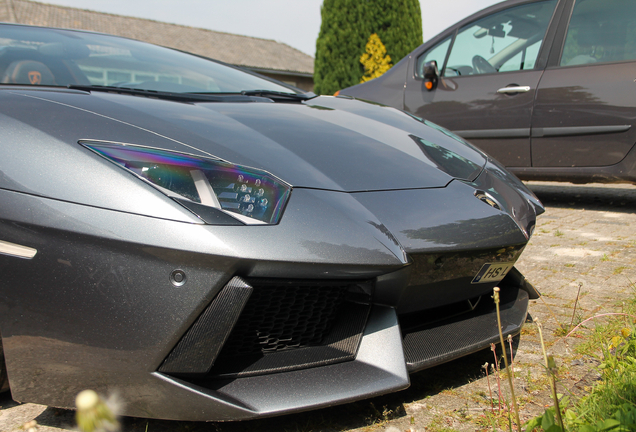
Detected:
left=413, top=0, right=564, bottom=79
left=554, top=0, right=636, bottom=69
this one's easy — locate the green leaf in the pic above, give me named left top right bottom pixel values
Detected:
left=542, top=410, right=556, bottom=429
left=525, top=416, right=543, bottom=430
left=596, top=418, right=620, bottom=431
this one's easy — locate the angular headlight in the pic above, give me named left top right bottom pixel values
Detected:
left=82, top=141, right=291, bottom=225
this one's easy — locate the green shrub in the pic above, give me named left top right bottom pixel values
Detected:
left=314, top=0, right=422, bottom=95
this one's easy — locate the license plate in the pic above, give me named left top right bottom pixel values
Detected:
left=471, top=262, right=514, bottom=284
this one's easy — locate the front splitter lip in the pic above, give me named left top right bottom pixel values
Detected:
left=153, top=305, right=410, bottom=421
left=404, top=287, right=529, bottom=373
left=148, top=286, right=529, bottom=421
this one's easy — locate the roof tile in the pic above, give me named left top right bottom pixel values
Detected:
left=2, top=0, right=314, bottom=74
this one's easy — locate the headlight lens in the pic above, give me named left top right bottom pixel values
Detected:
left=82, top=141, right=291, bottom=225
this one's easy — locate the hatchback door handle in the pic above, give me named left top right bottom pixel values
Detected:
left=497, top=86, right=531, bottom=94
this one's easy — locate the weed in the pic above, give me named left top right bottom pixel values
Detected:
left=614, top=266, right=627, bottom=275
left=555, top=230, right=564, bottom=237
left=569, top=283, right=583, bottom=331
left=539, top=295, right=567, bottom=334
left=482, top=362, right=494, bottom=414
left=533, top=319, right=564, bottom=429
left=493, top=288, right=521, bottom=431
left=564, top=263, right=575, bottom=267
left=521, top=326, right=537, bottom=336
left=75, top=390, right=120, bottom=432
left=527, top=294, right=636, bottom=431
left=427, top=416, right=461, bottom=432
left=364, top=402, right=398, bottom=426
left=490, top=344, right=503, bottom=413
left=601, top=254, right=610, bottom=262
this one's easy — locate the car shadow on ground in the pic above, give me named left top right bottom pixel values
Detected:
left=526, top=182, right=636, bottom=213
left=0, top=392, right=19, bottom=410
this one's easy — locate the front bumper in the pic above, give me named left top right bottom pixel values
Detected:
left=0, top=165, right=539, bottom=420
left=153, top=276, right=530, bottom=421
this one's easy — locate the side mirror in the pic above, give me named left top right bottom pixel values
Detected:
left=423, top=60, right=439, bottom=91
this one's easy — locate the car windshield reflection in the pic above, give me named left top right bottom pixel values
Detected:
left=0, top=24, right=297, bottom=95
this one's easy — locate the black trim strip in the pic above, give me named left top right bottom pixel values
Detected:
left=531, top=125, right=631, bottom=137
left=454, top=128, right=530, bottom=139
left=454, top=125, right=631, bottom=140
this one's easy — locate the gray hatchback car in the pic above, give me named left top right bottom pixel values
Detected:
left=341, top=0, right=636, bottom=184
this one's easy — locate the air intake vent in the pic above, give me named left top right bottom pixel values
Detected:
left=475, top=190, right=501, bottom=210
left=210, top=279, right=372, bottom=378
left=219, top=283, right=346, bottom=356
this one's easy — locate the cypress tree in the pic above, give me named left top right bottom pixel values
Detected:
left=314, top=0, right=423, bottom=95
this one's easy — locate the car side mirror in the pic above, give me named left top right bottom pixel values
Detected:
left=423, top=60, right=439, bottom=91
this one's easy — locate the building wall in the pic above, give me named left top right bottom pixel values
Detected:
left=257, top=71, right=314, bottom=92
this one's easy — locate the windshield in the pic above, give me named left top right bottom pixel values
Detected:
left=0, top=24, right=297, bottom=94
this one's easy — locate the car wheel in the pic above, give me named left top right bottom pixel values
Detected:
left=472, top=55, right=497, bottom=74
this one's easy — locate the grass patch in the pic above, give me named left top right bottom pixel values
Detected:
left=574, top=336, right=636, bottom=422
left=526, top=288, right=636, bottom=431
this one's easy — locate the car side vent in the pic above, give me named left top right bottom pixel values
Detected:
left=475, top=190, right=501, bottom=210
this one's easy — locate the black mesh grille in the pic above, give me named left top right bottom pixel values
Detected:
left=219, top=283, right=348, bottom=357
left=208, top=279, right=372, bottom=378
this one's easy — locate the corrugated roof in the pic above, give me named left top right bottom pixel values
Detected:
left=0, top=0, right=314, bottom=75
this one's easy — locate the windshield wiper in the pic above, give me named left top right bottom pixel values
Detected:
left=189, top=89, right=317, bottom=102
left=68, top=85, right=257, bottom=103
left=240, top=90, right=316, bottom=101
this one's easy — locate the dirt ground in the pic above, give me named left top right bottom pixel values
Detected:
left=1, top=181, right=635, bottom=432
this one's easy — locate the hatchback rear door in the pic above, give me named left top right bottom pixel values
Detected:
left=531, top=0, right=636, bottom=168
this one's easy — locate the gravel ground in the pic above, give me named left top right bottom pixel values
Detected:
left=1, top=181, right=635, bottom=432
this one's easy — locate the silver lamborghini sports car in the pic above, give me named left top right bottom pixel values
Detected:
left=0, top=23, right=543, bottom=421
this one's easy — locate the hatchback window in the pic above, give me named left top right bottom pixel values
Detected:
left=443, top=0, right=557, bottom=77
left=560, top=0, right=636, bottom=66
